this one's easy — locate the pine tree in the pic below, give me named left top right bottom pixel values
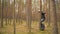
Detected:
left=26, top=0, right=32, bottom=33
left=50, top=0, right=58, bottom=34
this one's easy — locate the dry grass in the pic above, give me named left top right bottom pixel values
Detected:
left=0, top=19, right=60, bottom=34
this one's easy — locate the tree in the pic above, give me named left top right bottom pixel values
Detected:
left=0, top=0, right=1, bottom=27
left=26, top=0, right=32, bottom=33
left=47, top=0, right=51, bottom=26
left=50, top=0, right=58, bottom=34
left=5, top=0, right=9, bottom=25
left=13, top=0, right=16, bottom=34
left=1, top=0, right=4, bottom=28
left=39, top=0, right=42, bottom=30
left=18, top=0, right=23, bottom=24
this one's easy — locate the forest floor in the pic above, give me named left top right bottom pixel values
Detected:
left=0, top=19, right=60, bottom=34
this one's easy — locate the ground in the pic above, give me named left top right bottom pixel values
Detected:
left=0, top=19, right=59, bottom=34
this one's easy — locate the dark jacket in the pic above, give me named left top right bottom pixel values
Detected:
left=41, top=12, right=45, bottom=22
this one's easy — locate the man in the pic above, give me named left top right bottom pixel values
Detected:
left=41, top=11, right=46, bottom=22
left=39, top=11, right=46, bottom=31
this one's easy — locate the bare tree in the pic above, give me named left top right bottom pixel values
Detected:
left=5, top=0, right=9, bottom=25
left=13, top=0, right=16, bottom=34
left=0, top=0, right=1, bottom=27
left=26, top=0, right=32, bottom=33
left=1, top=0, right=4, bottom=28
left=18, top=0, right=23, bottom=24
left=39, top=0, right=42, bottom=30
left=46, top=0, right=51, bottom=26
left=50, top=0, right=58, bottom=34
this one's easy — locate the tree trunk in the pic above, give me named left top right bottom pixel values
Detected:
left=50, top=0, right=58, bottom=34
left=26, top=0, right=32, bottom=33
left=13, top=0, right=16, bottom=34
left=39, top=0, right=42, bottom=30
left=1, top=0, right=4, bottom=28
left=18, top=0, right=22, bottom=24
left=46, top=0, right=51, bottom=26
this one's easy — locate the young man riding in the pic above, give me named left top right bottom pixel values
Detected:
left=39, top=11, right=46, bottom=31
